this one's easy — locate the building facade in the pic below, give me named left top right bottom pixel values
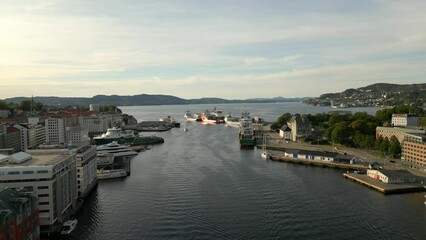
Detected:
left=391, top=114, right=419, bottom=127
left=375, top=127, right=425, bottom=143
left=45, top=118, right=66, bottom=144
left=0, top=188, right=40, bottom=240
left=401, top=133, right=426, bottom=172
left=74, top=143, right=97, bottom=199
left=287, top=115, right=312, bottom=142
left=13, top=124, right=45, bottom=150
left=6, top=126, right=21, bottom=152
left=0, top=150, right=77, bottom=234
left=367, top=169, right=417, bottom=183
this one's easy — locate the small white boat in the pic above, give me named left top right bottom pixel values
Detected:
left=261, top=151, right=270, bottom=159
left=184, top=127, right=188, bottom=132
left=61, top=219, right=78, bottom=235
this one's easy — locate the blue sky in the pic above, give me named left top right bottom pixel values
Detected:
left=1, top=0, right=425, bottom=99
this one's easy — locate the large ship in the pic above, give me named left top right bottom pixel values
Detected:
left=96, top=141, right=138, bottom=158
left=184, top=111, right=202, bottom=122
left=200, top=107, right=225, bottom=124
left=93, top=127, right=164, bottom=146
left=97, top=169, right=128, bottom=180
left=225, top=114, right=240, bottom=127
left=239, top=112, right=256, bottom=148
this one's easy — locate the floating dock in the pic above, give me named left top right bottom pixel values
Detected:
left=343, top=173, right=425, bottom=194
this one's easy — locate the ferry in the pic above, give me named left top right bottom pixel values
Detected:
left=93, top=127, right=164, bottom=146
left=200, top=107, right=225, bottom=124
left=97, top=141, right=138, bottom=158
left=184, top=111, right=201, bottom=122
left=239, top=112, right=256, bottom=148
left=97, top=169, right=128, bottom=180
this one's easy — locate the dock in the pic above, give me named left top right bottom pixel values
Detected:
left=269, top=154, right=368, bottom=171
left=343, top=173, right=425, bottom=194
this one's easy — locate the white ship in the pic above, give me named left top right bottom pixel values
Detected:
left=184, top=111, right=201, bottom=122
left=96, top=141, right=138, bottom=158
left=97, top=169, right=128, bottom=180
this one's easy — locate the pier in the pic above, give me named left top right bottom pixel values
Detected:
left=269, top=154, right=368, bottom=170
left=343, top=173, right=426, bottom=194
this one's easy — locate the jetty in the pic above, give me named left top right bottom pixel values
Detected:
left=343, top=173, right=425, bottom=194
left=269, top=154, right=368, bottom=170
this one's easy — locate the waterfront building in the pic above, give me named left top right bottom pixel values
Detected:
left=287, top=115, right=312, bottom=142
left=391, top=114, right=419, bottom=127
left=66, top=126, right=89, bottom=144
left=0, top=188, right=40, bottom=240
left=375, top=126, right=425, bottom=143
left=283, top=149, right=353, bottom=163
left=79, top=116, right=107, bottom=135
left=401, top=133, right=426, bottom=172
left=45, top=118, right=66, bottom=144
left=279, top=125, right=291, bottom=140
left=366, top=169, right=416, bottom=183
left=74, top=143, right=97, bottom=199
left=0, top=150, right=77, bottom=234
left=13, top=124, right=45, bottom=150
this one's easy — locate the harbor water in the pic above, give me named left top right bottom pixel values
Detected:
left=72, top=102, right=425, bottom=240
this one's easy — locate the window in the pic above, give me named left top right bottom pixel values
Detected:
left=37, top=170, right=49, bottom=174
left=23, top=171, right=34, bottom=174
left=38, top=194, right=49, bottom=198
left=8, top=171, right=20, bottom=175
left=38, top=186, right=49, bottom=189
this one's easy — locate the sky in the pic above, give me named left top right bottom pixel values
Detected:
left=0, top=0, right=425, bottom=99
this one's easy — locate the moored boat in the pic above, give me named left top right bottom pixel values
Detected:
left=61, top=219, right=78, bottom=235
left=225, top=114, right=240, bottom=127
left=239, top=112, right=256, bottom=148
left=93, top=127, right=164, bottom=145
left=184, top=111, right=202, bottom=122
left=97, top=169, right=128, bottom=180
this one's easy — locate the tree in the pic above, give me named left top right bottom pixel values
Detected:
left=271, top=112, right=292, bottom=130
left=379, top=137, right=390, bottom=154
left=331, top=122, right=352, bottom=145
left=0, top=100, right=9, bottom=110
left=388, top=136, right=401, bottom=158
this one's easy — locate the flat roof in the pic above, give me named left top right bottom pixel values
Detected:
left=376, top=127, right=425, bottom=134
left=0, top=150, right=73, bottom=167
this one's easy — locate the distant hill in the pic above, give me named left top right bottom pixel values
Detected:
left=303, top=83, right=426, bottom=108
left=3, top=94, right=304, bottom=107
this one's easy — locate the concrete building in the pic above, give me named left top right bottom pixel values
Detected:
left=401, top=133, right=426, bottom=172
left=367, top=169, right=416, bottom=183
left=79, top=116, right=107, bottom=135
left=45, top=118, right=66, bottom=144
left=0, top=188, right=40, bottom=240
left=74, top=143, right=97, bottom=199
left=0, top=124, right=5, bottom=149
left=13, top=124, right=45, bottom=150
left=287, top=115, right=312, bottom=142
left=375, top=126, right=425, bottom=143
left=391, top=114, right=419, bottom=127
left=66, top=126, right=89, bottom=144
left=0, top=150, right=77, bottom=234
left=6, top=126, right=21, bottom=152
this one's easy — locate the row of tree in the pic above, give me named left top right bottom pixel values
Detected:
left=271, top=106, right=425, bottom=157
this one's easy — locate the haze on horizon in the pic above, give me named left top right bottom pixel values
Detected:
left=1, top=0, right=425, bottom=100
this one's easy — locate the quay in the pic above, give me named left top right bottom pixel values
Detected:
left=343, top=173, right=426, bottom=194
left=269, top=154, right=368, bottom=171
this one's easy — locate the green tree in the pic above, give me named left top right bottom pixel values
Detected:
left=0, top=100, right=9, bottom=110
left=388, top=136, right=401, bottom=158
left=331, top=122, right=352, bottom=145
left=379, top=137, right=390, bottom=154
left=271, top=112, right=292, bottom=130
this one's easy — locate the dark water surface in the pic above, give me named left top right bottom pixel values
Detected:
left=72, top=103, right=425, bottom=240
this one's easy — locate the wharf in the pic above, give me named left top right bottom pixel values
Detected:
left=269, top=154, right=368, bottom=171
left=343, top=173, right=426, bottom=194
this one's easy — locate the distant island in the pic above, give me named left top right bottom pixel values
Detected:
left=2, top=95, right=305, bottom=107
left=303, top=83, right=426, bottom=108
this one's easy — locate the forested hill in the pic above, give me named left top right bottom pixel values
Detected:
left=3, top=94, right=304, bottom=107
left=303, top=83, right=426, bottom=107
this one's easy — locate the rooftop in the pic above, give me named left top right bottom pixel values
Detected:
left=0, top=149, right=73, bottom=167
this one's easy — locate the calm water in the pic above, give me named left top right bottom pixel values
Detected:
left=72, top=103, right=425, bottom=240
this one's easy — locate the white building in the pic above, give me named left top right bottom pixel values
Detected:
left=45, top=118, right=66, bottom=144
left=0, top=150, right=77, bottom=234
left=367, top=169, right=416, bottom=184
left=66, top=126, right=89, bottom=144
left=89, top=104, right=100, bottom=112
left=74, top=143, right=97, bottom=199
left=279, top=124, right=291, bottom=140
left=13, top=123, right=46, bottom=150
left=391, top=114, right=419, bottom=127
left=79, top=116, right=107, bottom=134
left=287, top=115, right=312, bottom=141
